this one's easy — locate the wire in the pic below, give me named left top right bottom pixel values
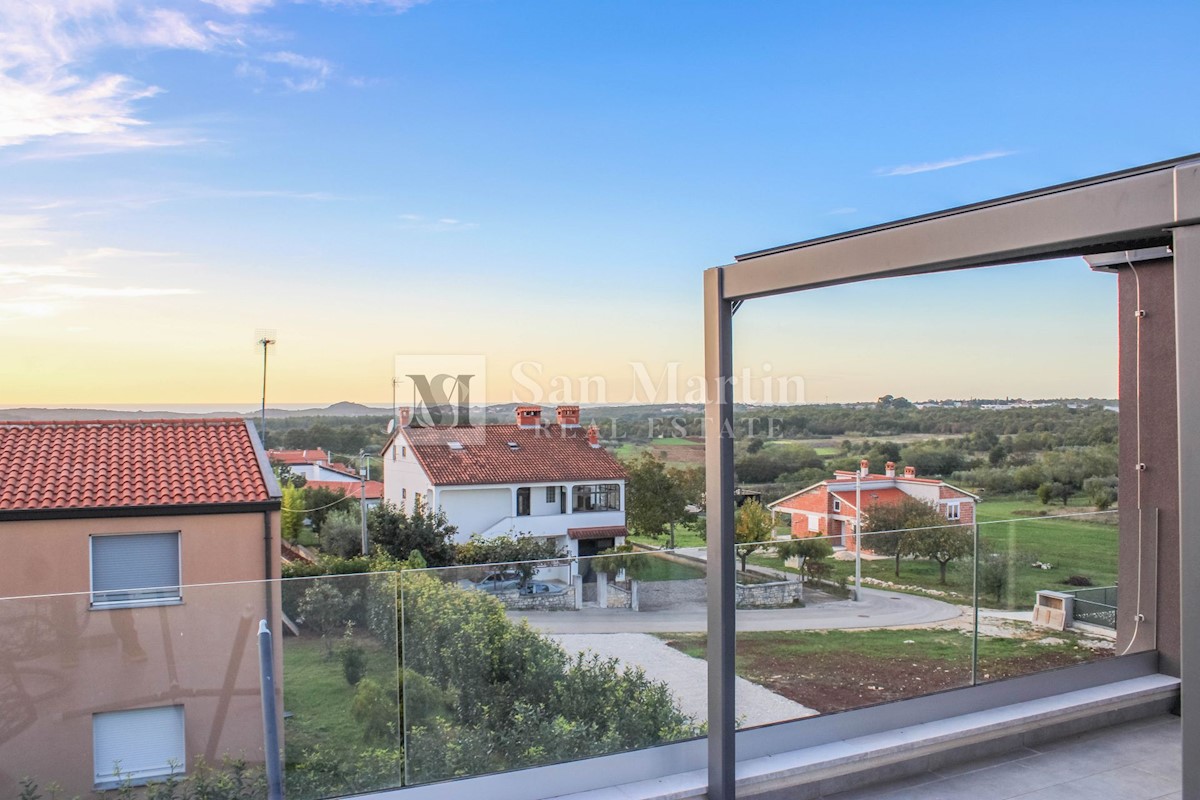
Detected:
left=1120, top=254, right=1146, bottom=656
left=279, top=490, right=360, bottom=514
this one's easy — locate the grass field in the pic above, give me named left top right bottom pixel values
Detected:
left=282, top=634, right=399, bottom=763
left=628, top=520, right=708, bottom=550
left=753, top=496, right=1119, bottom=609
left=627, top=553, right=707, bottom=581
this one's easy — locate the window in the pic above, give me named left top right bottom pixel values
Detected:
left=572, top=484, right=620, bottom=512
left=91, top=532, right=180, bottom=608
left=832, top=499, right=841, bottom=512
left=807, top=514, right=819, bottom=533
left=517, top=487, right=531, bottom=516
left=402, top=446, right=407, bottom=458
left=93, top=705, right=185, bottom=787
left=545, top=486, right=556, bottom=503
left=391, top=445, right=397, bottom=461
left=946, top=502, right=961, bottom=521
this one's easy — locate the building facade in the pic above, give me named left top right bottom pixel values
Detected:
left=0, top=418, right=282, bottom=796
left=769, top=459, right=977, bottom=550
left=381, top=405, right=628, bottom=575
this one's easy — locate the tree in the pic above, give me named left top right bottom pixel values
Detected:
left=734, top=499, right=774, bottom=572
left=1036, top=481, right=1074, bottom=507
left=773, top=536, right=833, bottom=598
left=321, top=508, right=364, bottom=557
left=907, top=520, right=973, bottom=584
left=861, top=498, right=922, bottom=578
left=281, top=483, right=305, bottom=541
left=399, top=573, right=698, bottom=782
left=1083, top=475, right=1118, bottom=511
left=272, top=460, right=307, bottom=488
left=369, top=497, right=457, bottom=566
left=455, top=533, right=566, bottom=588
left=977, top=551, right=1027, bottom=606
left=298, top=581, right=360, bottom=654
left=625, top=453, right=693, bottom=548
left=306, top=484, right=354, bottom=532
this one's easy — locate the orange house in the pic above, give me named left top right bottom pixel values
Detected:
left=768, top=459, right=978, bottom=551
left=0, top=418, right=282, bottom=796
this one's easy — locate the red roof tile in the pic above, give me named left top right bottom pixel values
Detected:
left=267, top=448, right=330, bottom=465
left=0, top=418, right=275, bottom=512
left=306, top=479, right=384, bottom=500
left=400, top=424, right=626, bottom=486
left=568, top=525, right=628, bottom=540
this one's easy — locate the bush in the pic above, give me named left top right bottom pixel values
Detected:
left=351, top=678, right=398, bottom=744
left=1064, top=575, right=1094, bottom=587
left=321, top=509, right=365, bottom=558
left=339, top=626, right=368, bottom=686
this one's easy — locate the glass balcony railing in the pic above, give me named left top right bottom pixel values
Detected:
left=0, top=507, right=1137, bottom=798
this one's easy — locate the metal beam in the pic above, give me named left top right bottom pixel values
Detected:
left=704, top=266, right=737, bottom=800
left=1173, top=223, right=1200, bottom=800
left=723, top=156, right=1200, bottom=300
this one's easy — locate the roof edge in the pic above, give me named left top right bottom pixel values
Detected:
left=0, top=500, right=282, bottom=523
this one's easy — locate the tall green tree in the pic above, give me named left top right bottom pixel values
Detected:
left=369, top=497, right=457, bottom=566
left=281, top=483, right=305, bottom=541
left=455, top=534, right=566, bottom=588
left=625, top=453, right=693, bottom=548
left=734, top=499, right=774, bottom=572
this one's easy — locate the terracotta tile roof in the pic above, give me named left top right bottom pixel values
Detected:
left=568, top=525, right=628, bottom=540
left=401, top=424, right=626, bottom=486
left=0, top=418, right=275, bottom=512
left=306, top=479, right=384, bottom=500
left=267, top=448, right=330, bottom=465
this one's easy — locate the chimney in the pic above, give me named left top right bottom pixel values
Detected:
left=516, top=405, right=543, bottom=428
left=398, top=408, right=411, bottom=427
left=556, top=405, right=581, bottom=428
left=586, top=424, right=600, bottom=448
left=904, top=465, right=916, bottom=478
left=885, top=461, right=896, bottom=478
left=859, top=459, right=869, bottom=478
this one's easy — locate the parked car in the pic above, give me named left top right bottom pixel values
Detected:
left=463, top=569, right=523, bottom=592
left=519, top=581, right=567, bottom=596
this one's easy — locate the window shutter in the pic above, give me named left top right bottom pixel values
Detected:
left=92, top=532, right=180, bottom=605
left=93, top=705, right=185, bottom=785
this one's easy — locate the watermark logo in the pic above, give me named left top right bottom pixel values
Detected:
left=394, top=355, right=487, bottom=441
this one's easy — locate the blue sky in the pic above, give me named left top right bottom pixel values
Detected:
left=2, top=1, right=1196, bottom=406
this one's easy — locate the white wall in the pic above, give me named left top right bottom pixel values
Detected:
left=438, top=487, right=512, bottom=543
left=382, top=435, right=432, bottom=513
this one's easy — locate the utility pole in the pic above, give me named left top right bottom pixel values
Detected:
left=258, top=335, right=276, bottom=446
left=855, top=464, right=863, bottom=602
left=359, top=450, right=369, bottom=556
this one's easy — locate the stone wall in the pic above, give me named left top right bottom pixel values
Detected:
left=736, top=580, right=805, bottom=609
left=492, top=588, right=577, bottom=611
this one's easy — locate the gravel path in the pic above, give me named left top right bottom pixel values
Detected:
left=549, top=632, right=817, bottom=729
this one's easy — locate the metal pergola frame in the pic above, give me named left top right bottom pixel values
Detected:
left=704, top=154, right=1200, bottom=799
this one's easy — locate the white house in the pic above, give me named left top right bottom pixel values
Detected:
left=381, top=405, right=627, bottom=577
left=266, top=448, right=361, bottom=483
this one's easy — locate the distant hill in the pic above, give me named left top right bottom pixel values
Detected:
left=0, top=401, right=392, bottom=422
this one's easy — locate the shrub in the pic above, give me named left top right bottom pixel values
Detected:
left=339, top=625, right=368, bottom=686
left=1064, top=575, right=1094, bottom=587
left=351, top=678, right=398, bottom=744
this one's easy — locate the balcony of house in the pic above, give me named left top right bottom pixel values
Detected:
left=474, top=482, right=625, bottom=540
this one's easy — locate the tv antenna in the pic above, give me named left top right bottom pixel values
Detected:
left=256, top=330, right=277, bottom=446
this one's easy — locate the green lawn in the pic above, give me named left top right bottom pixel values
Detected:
left=282, top=634, right=399, bottom=763
left=628, top=553, right=707, bottom=582
left=751, top=496, right=1119, bottom=610
left=629, top=520, right=708, bottom=550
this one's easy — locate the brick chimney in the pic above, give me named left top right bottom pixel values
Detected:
left=586, top=424, right=600, bottom=448
left=516, top=405, right=543, bottom=428
left=398, top=408, right=411, bottom=428
left=859, top=459, right=869, bottom=478
left=904, top=465, right=917, bottom=478
left=885, top=461, right=896, bottom=478
left=556, top=405, right=581, bottom=428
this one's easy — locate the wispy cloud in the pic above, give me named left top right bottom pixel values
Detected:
left=398, top=213, right=478, bottom=232
left=253, top=50, right=334, bottom=92
left=0, top=205, right=198, bottom=321
left=875, top=149, right=1017, bottom=177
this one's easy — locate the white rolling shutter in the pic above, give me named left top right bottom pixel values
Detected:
left=91, top=532, right=180, bottom=606
left=93, top=705, right=185, bottom=786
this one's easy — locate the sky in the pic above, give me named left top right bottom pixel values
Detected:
left=1, top=0, right=1197, bottom=408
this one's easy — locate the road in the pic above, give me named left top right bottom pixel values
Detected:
left=510, top=585, right=962, bottom=634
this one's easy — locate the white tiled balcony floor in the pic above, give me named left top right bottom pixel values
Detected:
left=824, top=714, right=1181, bottom=800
